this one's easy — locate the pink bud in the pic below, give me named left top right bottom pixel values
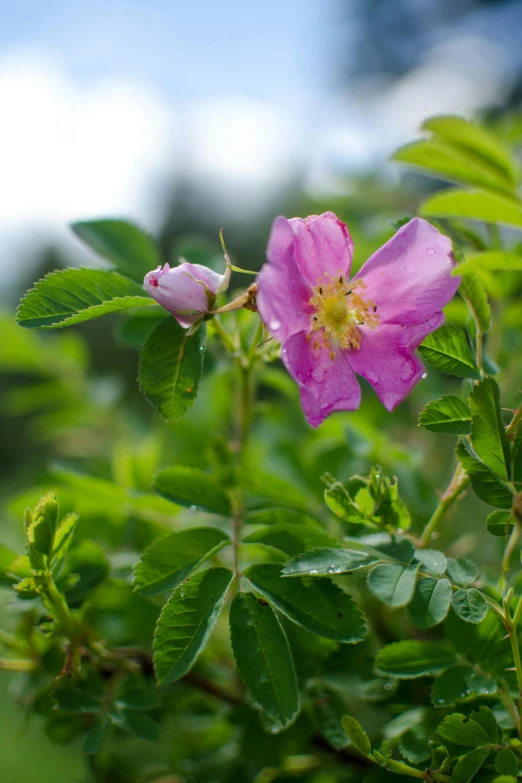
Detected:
left=144, top=262, right=226, bottom=328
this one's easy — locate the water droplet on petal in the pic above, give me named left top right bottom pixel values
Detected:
left=270, top=319, right=281, bottom=330
left=189, top=505, right=197, bottom=512
left=426, top=248, right=436, bottom=255
left=282, top=348, right=287, bottom=354
left=319, top=402, right=329, bottom=410
left=400, top=363, right=415, bottom=382
left=445, top=258, right=452, bottom=265
left=366, top=372, right=378, bottom=384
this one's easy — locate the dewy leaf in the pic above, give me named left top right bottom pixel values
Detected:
left=367, top=563, right=419, bottom=608
left=375, top=641, right=456, bottom=679
left=419, top=325, right=480, bottom=380
left=17, top=268, right=154, bottom=329
left=341, top=715, right=371, bottom=757
left=229, top=592, right=299, bottom=732
left=459, top=274, right=491, bottom=333
left=456, top=438, right=514, bottom=509
left=414, top=549, right=447, bottom=577
left=139, top=317, right=206, bottom=423
left=243, top=524, right=338, bottom=557
left=430, top=665, right=496, bottom=708
left=469, top=378, right=511, bottom=480
left=408, top=578, right=452, bottom=629
left=451, top=589, right=488, bottom=624
left=419, top=395, right=472, bottom=434
left=451, top=747, right=489, bottom=783
left=282, top=547, right=379, bottom=578
left=153, top=567, right=233, bottom=684
left=486, top=510, right=514, bottom=537
left=420, top=189, right=522, bottom=230
left=134, top=527, right=231, bottom=596
left=245, top=563, right=366, bottom=643
left=71, top=219, right=161, bottom=283
left=438, top=713, right=489, bottom=747
left=445, top=557, right=478, bottom=587
left=154, top=466, right=232, bottom=516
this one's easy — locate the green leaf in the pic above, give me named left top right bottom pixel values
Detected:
left=414, top=548, right=447, bottom=576
left=134, top=527, right=231, bottom=596
left=244, top=508, right=320, bottom=526
left=367, top=563, right=419, bottom=608
left=324, top=481, right=369, bottom=524
left=282, top=547, right=379, bottom=578
left=452, top=589, right=488, bottom=624
left=375, top=641, right=456, bottom=679
left=495, top=748, right=518, bottom=776
left=419, top=395, right=472, bottom=434
left=82, top=716, right=110, bottom=755
left=153, top=567, right=233, bottom=684
left=454, top=250, right=522, bottom=275
left=431, top=665, right=496, bottom=708
left=372, top=537, right=416, bottom=564
left=139, top=317, right=206, bottom=423
left=154, top=466, right=232, bottom=516
left=245, top=563, right=366, bottom=643
left=438, top=713, right=489, bottom=746
left=311, top=685, right=350, bottom=750
left=117, top=306, right=166, bottom=348
left=229, top=592, right=299, bottom=732
left=486, top=510, right=514, bottom=537
left=111, top=711, right=162, bottom=742
left=65, top=540, right=110, bottom=607
left=450, top=747, right=489, bottom=783
left=470, top=706, right=499, bottom=743
left=469, top=378, right=511, bottom=480
left=0, top=543, right=18, bottom=586
left=71, top=219, right=161, bottom=283
left=51, top=513, right=79, bottom=568
left=53, top=689, right=101, bottom=713
left=419, top=325, right=480, bottom=380
left=446, top=557, right=478, bottom=587
left=421, top=115, right=518, bottom=187
left=17, top=268, right=153, bottom=329
left=408, top=578, right=452, bottom=629
left=341, top=715, right=371, bottom=757
left=456, top=438, right=514, bottom=509
left=27, top=491, right=59, bottom=560
left=420, top=189, right=522, bottom=230
left=393, top=138, right=514, bottom=195
left=243, top=524, right=337, bottom=557
left=459, top=274, right=491, bottom=333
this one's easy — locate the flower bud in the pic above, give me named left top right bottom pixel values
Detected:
left=144, top=262, right=227, bottom=328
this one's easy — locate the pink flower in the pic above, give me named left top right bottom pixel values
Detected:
left=257, top=213, right=460, bottom=427
left=144, top=262, right=228, bottom=328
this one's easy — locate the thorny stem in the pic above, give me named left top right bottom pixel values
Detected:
left=506, top=400, right=522, bottom=442
left=419, top=464, right=469, bottom=546
left=502, top=591, right=522, bottom=737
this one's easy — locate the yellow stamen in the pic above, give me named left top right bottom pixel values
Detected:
left=308, top=271, right=379, bottom=359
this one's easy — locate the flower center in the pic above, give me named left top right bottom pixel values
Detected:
left=308, top=271, right=379, bottom=359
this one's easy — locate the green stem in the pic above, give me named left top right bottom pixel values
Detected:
left=42, top=571, right=76, bottom=639
left=419, top=464, right=469, bottom=546
left=500, top=521, right=522, bottom=593
left=0, top=658, right=37, bottom=672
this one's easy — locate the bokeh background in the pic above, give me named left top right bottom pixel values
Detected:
left=2, top=1, right=522, bottom=780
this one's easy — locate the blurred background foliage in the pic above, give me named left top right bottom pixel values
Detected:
left=2, top=0, right=522, bottom=781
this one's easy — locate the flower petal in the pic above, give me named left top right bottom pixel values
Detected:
left=347, top=313, right=444, bottom=411
left=257, top=216, right=314, bottom=343
left=357, top=218, right=460, bottom=325
left=144, top=262, right=219, bottom=327
left=289, top=212, right=354, bottom=288
left=282, top=330, right=361, bottom=427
